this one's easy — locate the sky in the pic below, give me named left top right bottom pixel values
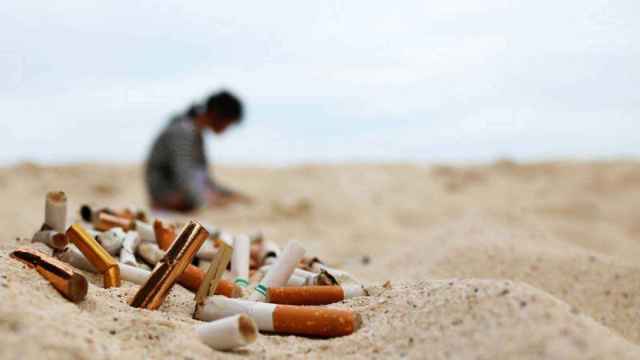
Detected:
left=0, top=1, right=638, bottom=165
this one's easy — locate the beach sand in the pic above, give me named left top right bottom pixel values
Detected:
left=1, top=161, right=640, bottom=359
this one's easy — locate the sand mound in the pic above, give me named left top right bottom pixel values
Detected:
left=1, top=161, right=640, bottom=359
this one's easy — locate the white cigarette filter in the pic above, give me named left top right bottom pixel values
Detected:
left=135, top=221, right=156, bottom=243
left=195, top=296, right=360, bottom=338
left=45, top=191, right=67, bottom=233
left=56, top=246, right=97, bottom=273
left=137, top=243, right=165, bottom=266
left=120, top=232, right=141, bottom=266
left=232, top=235, right=250, bottom=288
left=32, top=230, right=68, bottom=250
left=195, top=314, right=257, bottom=351
left=249, top=241, right=305, bottom=302
left=196, top=240, right=218, bottom=261
left=96, top=228, right=125, bottom=255
left=119, top=263, right=150, bottom=285
left=257, top=266, right=337, bottom=287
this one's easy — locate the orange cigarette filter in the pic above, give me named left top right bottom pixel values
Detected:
left=94, top=212, right=134, bottom=232
left=153, top=219, right=176, bottom=250
left=179, top=264, right=240, bottom=298
left=66, top=223, right=121, bottom=288
left=11, top=247, right=88, bottom=302
left=267, top=286, right=345, bottom=306
left=273, top=305, right=360, bottom=338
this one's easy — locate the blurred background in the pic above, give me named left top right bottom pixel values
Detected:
left=0, top=0, right=637, bottom=166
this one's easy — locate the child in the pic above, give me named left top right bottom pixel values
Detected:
left=145, top=90, right=249, bottom=212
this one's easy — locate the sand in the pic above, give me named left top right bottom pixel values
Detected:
left=1, top=160, right=640, bottom=359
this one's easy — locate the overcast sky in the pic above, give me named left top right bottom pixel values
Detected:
left=0, top=1, right=638, bottom=165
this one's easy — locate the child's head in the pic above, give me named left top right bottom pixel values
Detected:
left=203, top=91, right=243, bottom=134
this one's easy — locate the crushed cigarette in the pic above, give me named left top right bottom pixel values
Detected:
left=12, top=247, right=88, bottom=303
left=96, top=228, right=125, bottom=256
left=66, top=223, right=121, bottom=288
left=120, top=232, right=140, bottom=266
left=137, top=242, right=165, bottom=266
left=195, top=314, right=257, bottom=351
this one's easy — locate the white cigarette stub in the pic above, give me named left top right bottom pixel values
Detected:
left=120, top=232, right=141, bottom=266
left=137, top=243, right=165, bottom=266
left=96, top=228, right=125, bottom=255
left=259, top=241, right=281, bottom=265
left=119, top=263, right=150, bottom=285
left=286, top=274, right=307, bottom=287
left=195, top=314, right=257, bottom=351
left=232, top=235, right=250, bottom=288
left=45, top=191, right=67, bottom=233
left=135, top=221, right=156, bottom=243
left=56, top=246, right=97, bottom=273
left=196, top=297, right=276, bottom=331
left=249, top=241, right=305, bottom=302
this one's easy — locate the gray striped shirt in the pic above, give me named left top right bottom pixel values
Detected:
left=145, top=115, right=226, bottom=210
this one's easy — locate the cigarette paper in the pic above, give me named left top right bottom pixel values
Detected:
left=231, top=235, right=250, bottom=288
left=32, top=230, right=68, bottom=250
left=135, top=221, right=156, bottom=243
left=153, top=219, right=176, bottom=250
left=119, top=263, right=150, bottom=285
left=196, top=296, right=361, bottom=338
left=266, top=285, right=368, bottom=305
left=96, top=228, right=125, bottom=255
left=249, top=241, right=305, bottom=302
left=120, top=232, right=141, bottom=266
left=45, top=191, right=67, bottom=233
left=93, top=213, right=134, bottom=232
left=66, top=223, right=121, bottom=288
left=137, top=242, right=165, bottom=266
left=12, top=247, right=88, bottom=302
left=286, top=274, right=307, bottom=287
left=55, top=246, right=97, bottom=273
left=130, top=221, right=209, bottom=310
left=195, top=314, right=257, bottom=351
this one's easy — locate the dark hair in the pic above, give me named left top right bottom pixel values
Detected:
left=205, top=90, right=243, bottom=122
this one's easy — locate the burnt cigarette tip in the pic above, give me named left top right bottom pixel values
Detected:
left=238, top=314, right=258, bottom=343
left=69, top=273, right=89, bottom=302
left=47, top=191, right=67, bottom=203
left=52, top=233, right=69, bottom=248
left=80, top=205, right=93, bottom=222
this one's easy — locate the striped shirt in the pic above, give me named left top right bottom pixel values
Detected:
left=145, top=114, right=228, bottom=210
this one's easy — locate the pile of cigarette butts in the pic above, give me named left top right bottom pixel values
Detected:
left=11, top=191, right=369, bottom=351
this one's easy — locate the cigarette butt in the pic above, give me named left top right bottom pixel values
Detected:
left=66, top=223, right=121, bottom=288
left=286, top=274, right=307, bottom=287
left=32, top=230, right=68, bottom=250
left=130, top=221, right=209, bottom=310
left=119, top=263, right=150, bottom=285
left=153, top=219, right=176, bottom=250
left=137, top=242, right=165, bottom=266
left=179, top=264, right=241, bottom=298
left=195, top=314, right=257, bottom=351
left=93, top=213, right=134, bottom=232
left=55, top=246, right=97, bottom=273
left=12, top=247, right=88, bottom=302
left=259, top=241, right=281, bottom=266
left=231, top=235, right=250, bottom=288
left=135, top=221, right=156, bottom=243
left=266, top=285, right=368, bottom=305
left=45, top=191, right=67, bottom=233
left=96, top=228, right=125, bottom=256
left=249, top=241, right=305, bottom=302
left=120, top=232, right=141, bottom=267
left=196, top=297, right=361, bottom=338
left=311, top=264, right=361, bottom=285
